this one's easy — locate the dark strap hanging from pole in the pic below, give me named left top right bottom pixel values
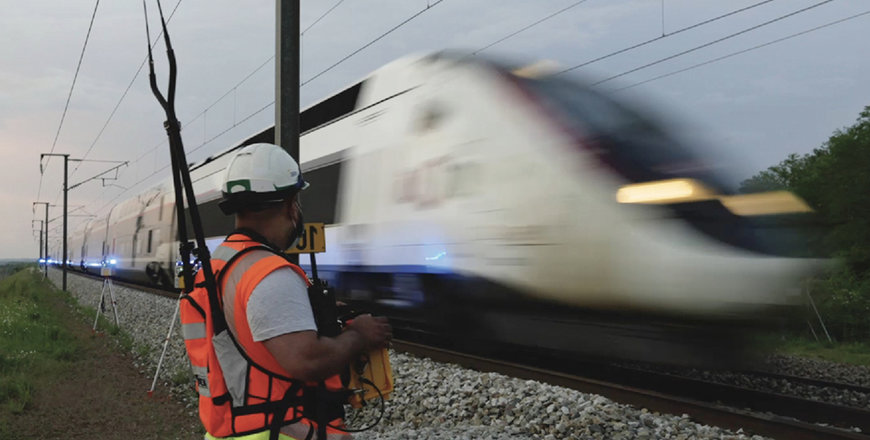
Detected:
left=142, top=0, right=225, bottom=332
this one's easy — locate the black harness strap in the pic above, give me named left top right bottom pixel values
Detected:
left=212, top=236, right=348, bottom=439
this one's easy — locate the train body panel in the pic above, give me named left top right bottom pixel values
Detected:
left=62, top=52, right=821, bottom=364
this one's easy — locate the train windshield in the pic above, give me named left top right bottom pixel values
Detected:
left=518, top=75, right=727, bottom=191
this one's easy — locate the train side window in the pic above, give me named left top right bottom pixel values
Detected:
left=300, top=82, right=363, bottom=132
left=447, top=162, right=477, bottom=198
left=300, top=161, right=342, bottom=224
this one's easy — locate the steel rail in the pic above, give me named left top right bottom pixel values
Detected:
left=64, top=268, right=179, bottom=299
left=53, top=270, right=870, bottom=439
left=594, top=363, right=870, bottom=433
left=392, top=340, right=868, bottom=440
left=734, top=369, right=870, bottom=395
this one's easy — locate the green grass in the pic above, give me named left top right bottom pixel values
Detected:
left=773, top=335, right=870, bottom=367
left=0, top=267, right=82, bottom=415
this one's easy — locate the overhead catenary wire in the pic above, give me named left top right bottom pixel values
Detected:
left=611, top=8, right=870, bottom=92
left=302, top=0, right=446, bottom=87
left=591, top=0, right=835, bottom=86
left=556, top=0, right=776, bottom=75
left=188, top=101, right=274, bottom=156
left=303, top=0, right=346, bottom=35
left=125, top=0, right=348, bottom=176
left=59, top=0, right=182, bottom=211
left=471, top=0, right=591, bottom=56
left=92, top=99, right=274, bottom=217
left=69, top=0, right=183, bottom=182
left=92, top=0, right=446, bottom=218
left=61, top=0, right=773, bottom=213
left=37, top=0, right=102, bottom=203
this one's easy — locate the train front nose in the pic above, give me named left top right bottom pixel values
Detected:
left=608, top=202, right=827, bottom=316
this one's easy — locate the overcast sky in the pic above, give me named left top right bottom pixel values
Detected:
left=1, top=0, right=868, bottom=259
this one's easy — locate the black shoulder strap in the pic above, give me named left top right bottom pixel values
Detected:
left=211, top=235, right=349, bottom=438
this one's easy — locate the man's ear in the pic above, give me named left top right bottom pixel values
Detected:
left=287, top=196, right=299, bottom=222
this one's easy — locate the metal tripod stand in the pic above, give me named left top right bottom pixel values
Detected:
left=93, top=264, right=120, bottom=331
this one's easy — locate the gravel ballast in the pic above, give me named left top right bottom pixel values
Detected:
left=762, top=354, right=870, bottom=388
left=50, top=269, right=775, bottom=439
left=660, top=366, right=870, bottom=410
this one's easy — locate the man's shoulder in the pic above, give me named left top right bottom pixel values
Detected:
left=233, top=246, right=290, bottom=266
left=254, top=265, right=307, bottom=289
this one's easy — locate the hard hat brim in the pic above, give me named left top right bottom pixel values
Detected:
left=218, top=183, right=306, bottom=215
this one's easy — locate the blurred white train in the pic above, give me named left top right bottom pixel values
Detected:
left=68, top=52, right=818, bottom=364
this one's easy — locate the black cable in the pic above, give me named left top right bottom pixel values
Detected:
left=302, top=0, right=445, bottom=87
left=93, top=0, right=445, bottom=217
left=69, top=0, right=183, bottom=181
left=591, top=0, right=835, bottom=86
left=472, top=0, right=591, bottom=56
left=303, top=0, right=346, bottom=35
left=332, top=376, right=386, bottom=433
left=133, top=0, right=348, bottom=166
left=557, top=0, right=776, bottom=75
left=38, top=0, right=101, bottom=203
left=611, top=8, right=870, bottom=92
left=93, top=98, right=274, bottom=217
left=132, top=0, right=444, bottom=176
left=180, top=56, right=274, bottom=139
left=187, top=100, right=275, bottom=156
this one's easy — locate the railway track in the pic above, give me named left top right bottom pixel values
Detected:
left=590, top=364, right=870, bottom=432
left=70, top=269, right=180, bottom=299
left=392, top=340, right=869, bottom=440
left=734, top=369, right=870, bottom=395
left=62, top=270, right=870, bottom=438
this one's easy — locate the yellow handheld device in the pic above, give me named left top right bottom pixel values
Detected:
left=347, top=347, right=393, bottom=408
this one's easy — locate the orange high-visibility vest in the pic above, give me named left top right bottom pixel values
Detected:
left=180, top=232, right=346, bottom=439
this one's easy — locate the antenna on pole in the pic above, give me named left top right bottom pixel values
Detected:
left=142, top=0, right=221, bottom=399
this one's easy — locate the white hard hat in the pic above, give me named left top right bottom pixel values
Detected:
left=218, top=143, right=308, bottom=214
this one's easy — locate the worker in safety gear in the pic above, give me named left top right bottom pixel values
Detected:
left=182, top=143, right=391, bottom=440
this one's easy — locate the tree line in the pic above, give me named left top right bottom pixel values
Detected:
left=740, top=106, right=870, bottom=341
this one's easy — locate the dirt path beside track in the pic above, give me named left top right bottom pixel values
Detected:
left=2, top=276, right=202, bottom=440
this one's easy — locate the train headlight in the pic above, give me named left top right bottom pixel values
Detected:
left=617, top=179, right=813, bottom=216
left=108, top=258, right=118, bottom=266
left=616, top=178, right=715, bottom=204
left=719, top=191, right=812, bottom=216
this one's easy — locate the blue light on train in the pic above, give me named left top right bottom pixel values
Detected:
left=425, top=251, right=447, bottom=261
left=108, top=258, right=118, bottom=266
left=38, top=258, right=45, bottom=264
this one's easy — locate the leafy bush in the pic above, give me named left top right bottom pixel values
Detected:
left=742, top=107, right=870, bottom=341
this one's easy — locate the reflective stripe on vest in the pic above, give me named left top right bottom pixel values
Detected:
left=212, top=236, right=314, bottom=431
left=209, top=244, right=281, bottom=408
left=218, top=248, right=305, bottom=403
left=182, top=233, right=343, bottom=438
left=182, top=322, right=207, bottom=340
left=212, top=245, right=240, bottom=262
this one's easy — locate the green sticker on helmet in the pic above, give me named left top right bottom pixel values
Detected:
left=226, top=179, right=251, bottom=193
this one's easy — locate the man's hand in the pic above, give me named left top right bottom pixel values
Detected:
left=263, top=315, right=392, bottom=382
left=346, top=314, right=392, bottom=350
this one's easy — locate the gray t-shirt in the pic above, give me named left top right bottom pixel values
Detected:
left=246, top=267, right=317, bottom=342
